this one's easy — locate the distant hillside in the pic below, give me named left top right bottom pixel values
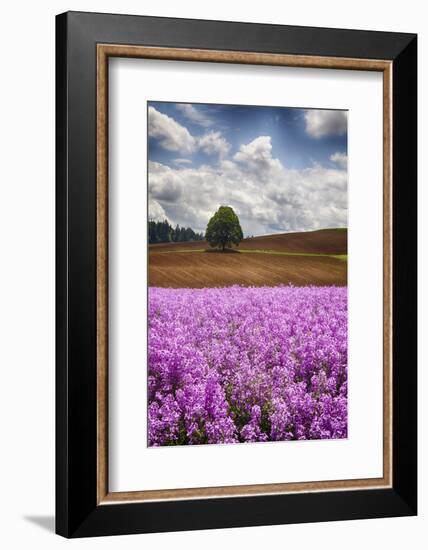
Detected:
left=240, top=228, right=347, bottom=255
left=149, top=228, right=347, bottom=255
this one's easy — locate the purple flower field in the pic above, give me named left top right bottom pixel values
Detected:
left=148, top=285, right=347, bottom=446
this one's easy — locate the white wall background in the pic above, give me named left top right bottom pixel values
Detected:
left=0, top=1, right=424, bottom=548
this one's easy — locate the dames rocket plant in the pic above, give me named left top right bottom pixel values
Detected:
left=148, top=285, right=347, bottom=446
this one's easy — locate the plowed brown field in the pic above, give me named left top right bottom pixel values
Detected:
left=149, top=229, right=347, bottom=288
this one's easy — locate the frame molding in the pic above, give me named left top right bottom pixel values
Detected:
left=96, top=43, right=393, bottom=505
left=56, top=11, right=417, bottom=537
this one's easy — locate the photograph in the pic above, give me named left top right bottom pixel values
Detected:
left=147, top=101, right=348, bottom=446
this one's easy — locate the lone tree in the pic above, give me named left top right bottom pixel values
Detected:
left=205, top=206, right=243, bottom=252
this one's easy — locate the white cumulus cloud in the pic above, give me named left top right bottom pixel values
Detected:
left=148, top=106, right=196, bottom=153
left=304, top=110, right=348, bottom=138
left=198, top=131, right=230, bottom=157
left=330, top=152, right=348, bottom=169
left=176, top=103, right=213, bottom=127
left=234, top=136, right=282, bottom=179
left=148, top=198, right=168, bottom=221
left=149, top=106, right=230, bottom=158
left=174, top=158, right=193, bottom=166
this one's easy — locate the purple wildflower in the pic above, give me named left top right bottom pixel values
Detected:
left=148, top=285, right=347, bottom=446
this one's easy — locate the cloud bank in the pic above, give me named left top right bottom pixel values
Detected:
left=149, top=135, right=347, bottom=236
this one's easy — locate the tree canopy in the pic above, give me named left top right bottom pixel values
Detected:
left=148, top=219, right=204, bottom=244
left=205, top=206, right=243, bottom=251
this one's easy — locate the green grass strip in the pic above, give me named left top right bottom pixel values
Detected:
left=152, top=248, right=347, bottom=261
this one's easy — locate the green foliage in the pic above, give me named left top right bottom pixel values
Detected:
left=148, top=219, right=204, bottom=244
left=205, top=206, right=243, bottom=251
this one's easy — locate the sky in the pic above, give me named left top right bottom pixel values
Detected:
left=148, top=101, right=348, bottom=236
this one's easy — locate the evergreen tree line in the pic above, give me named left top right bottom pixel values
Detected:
left=148, top=219, right=204, bottom=244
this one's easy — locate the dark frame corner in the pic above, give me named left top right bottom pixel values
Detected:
left=56, top=11, right=417, bottom=538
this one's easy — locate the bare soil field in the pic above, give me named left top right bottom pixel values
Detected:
left=240, top=228, right=347, bottom=254
left=149, top=228, right=347, bottom=255
left=148, top=229, right=347, bottom=288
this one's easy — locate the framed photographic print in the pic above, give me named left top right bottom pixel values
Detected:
left=56, top=11, right=417, bottom=538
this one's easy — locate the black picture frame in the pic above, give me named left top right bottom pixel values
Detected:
left=56, top=11, right=417, bottom=538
